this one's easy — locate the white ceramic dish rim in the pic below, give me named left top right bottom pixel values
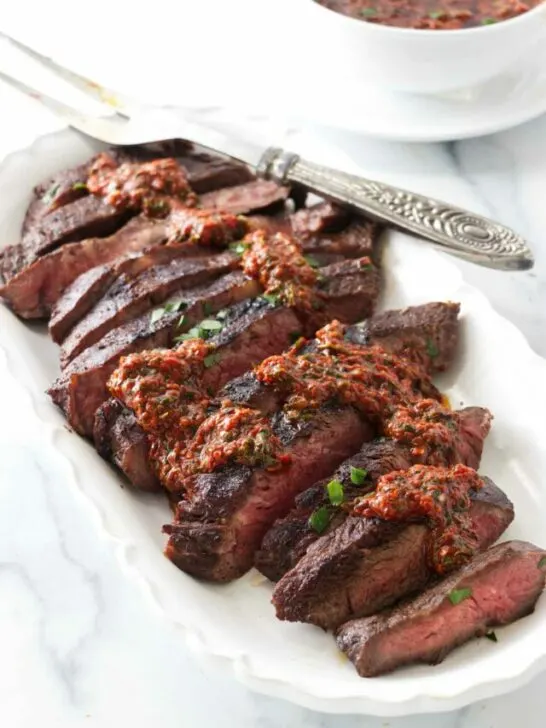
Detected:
left=1, top=127, right=546, bottom=717
left=309, top=0, right=546, bottom=37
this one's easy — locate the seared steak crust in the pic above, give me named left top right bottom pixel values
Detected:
left=336, top=540, right=546, bottom=676
left=272, top=477, right=513, bottom=629
left=164, top=406, right=374, bottom=581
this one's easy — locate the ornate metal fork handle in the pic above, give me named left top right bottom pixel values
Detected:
left=259, top=148, right=533, bottom=271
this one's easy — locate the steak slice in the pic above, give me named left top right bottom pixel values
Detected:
left=94, top=398, right=160, bottom=492
left=301, top=220, right=382, bottom=263
left=272, top=476, right=513, bottom=629
left=164, top=405, right=374, bottom=581
left=177, top=150, right=254, bottom=193
left=94, top=298, right=302, bottom=490
left=347, top=301, right=460, bottom=374
left=1, top=217, right=168, bottom=321
left=59, top=250, right=238, bottom=365
left=49, top=271, right=258, bottom=436
left=255, top=439, right=412, bottom=581
left=199, top=180, right=290, bottom=215
left=316, top=257, right=382, bottom=328
left=290, top=202, right=351, bottom=237
left=336, top=540, right=546, bottom=677
left=3, top=195, right=133, bottom=282
left=256, top=405, right=489, bottom=582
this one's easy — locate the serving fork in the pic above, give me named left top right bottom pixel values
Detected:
left=0, top=31, right=534, bottom=271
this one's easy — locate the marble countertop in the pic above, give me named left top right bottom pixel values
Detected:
left=0, top=7, right=545, bottom=725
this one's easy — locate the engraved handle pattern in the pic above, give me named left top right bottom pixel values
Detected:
left=258, top=148, right=534, bottom=271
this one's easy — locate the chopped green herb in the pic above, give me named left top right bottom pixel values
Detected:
left=538, top=556, right=546, bottom=570
left=164, top=300, right=187, bottom=314
left=204, top=353, right=221, bottom=369
left=179, top=326, right=201, bottom=341
left=308, top=505, right=330, bottom=534
left=150, top=308, right=166, bottom=324
left=448, top=587, right=472, bottom=605
left=350, top=466, right=368, bottom=485
left=426, top=339, right=439, bottom=358
left=177, top=314, right=186, bottom=329
left=199, top=319, right=223, bottom=332
left=428, top=10, right=443, bottom=18
left=326, top=479, right=344, bottom=506
left=289, top=331, right=302, bottom=345
left=481, top=17, right=497, bottom=24
left=360, top=7, right=378, bottom=16
left=44, top=183, right=60, bottom=204
left=485, top=631, right=498, bottom=642
left=229, top=241, right=249, bottom=256
left=203, top=301, right=213, bottom=316
left=72, top=182, right=88, bottom=191
left=215, top=309, right=228, bottom=321
left=304, top=254, right=320, bottom=269
left=263, top=293, right=280, bottom=306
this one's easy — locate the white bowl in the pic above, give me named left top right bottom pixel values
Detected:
left=294, top=1, right=546, bottom=95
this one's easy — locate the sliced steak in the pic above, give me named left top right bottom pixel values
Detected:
left=290, top=202, right=351, bottom=238
left=177, top=150, right=254, bottom=194
left=337, top=540, right=546, bottom=677
left=317, top=257, right=382, bottom=328
left=4, top=195, right=133, bottom=281
left=49, top=272, right=258, bottom=436
left=347, top=301, right=460, bottom=373
left=59, top=250, right=238, bottom=365
left=300, top=220, right=382, bottom=263
left=255, top=439, right=412, bottom=581
left=199, top=180, right=290, bottom=215
left=163, top=405, right=374, bottom=581
left=256, top=405, right=490, bottom=582
left=94, top=398, right=160, bottom=492
left=95, top=298, right=302, bottom=490
left=1, top=217, right=168, bottom=320
left=272, top=477, right=513, bottom=629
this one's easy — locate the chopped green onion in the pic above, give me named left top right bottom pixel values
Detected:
left=215, top=309, right=228, bottom=320
left=428, top=10, right=443, bottom=18
left=178, top=326, right=201, bottom=341
left=448, top=587, right=472, bottom=605
left=44, top=183, right=60, bottom=203
left=360, top=7, right=377, bottom=16
left=204, top=353, right=221, bottom=368
left=177, top=314, right=186, bottom=329
left=289, top=331, right=302, bottom=344
left=481, top=17, right=497, bottom=25
left=164, top=300, right=187, bottom=314
left=350, top=466, right=368, bottom=485
left=72, top=182, right=88, bottom=191
left=538, top=556, right=546, bottom=570
left=426, top=339, right=439, bottom=358
left=308, top=505, right=330, bottom=534
left=326, top=479, right=344, bottom=506
left=150, top=308, right=166, bottom=324
left=485, top=631, right=498, bottom=642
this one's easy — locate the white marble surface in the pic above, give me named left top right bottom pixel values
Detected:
left=0, top=4, right=546, bottom=725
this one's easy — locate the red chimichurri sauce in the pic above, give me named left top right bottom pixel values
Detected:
left=315, top=0, right=538, bottom=29
left=87, top=153, right=197, bottom=216
left=353, top=463, right=484, bottom=573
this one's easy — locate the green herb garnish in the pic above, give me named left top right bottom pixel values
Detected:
left=481, top=17, right=497, bottom=25
left=204, top=353, right=221, bottom=368
left=177, top=314, right=186, bottom=329
left=263, top=293, right=280, bottom=306
left=178, top=326, right=201, bottom=341
left=428, top=10, right=443, bottom=18
left=229, top=241, right=249, bottom=256
left=350, top=466, right=368, bottom=485
left=72, top=182, right=88, bottom=191
left=44, top=183, right=60, bottom=204
left=199, top=319, right=223, bottom=332
left=448, top=587, right=472, bottom=605
left=426, top=339, right=439, bottom=358
left=151, top=300, right=187, bottom=324
left=485, top=631, right=498, bottom=642
left=151, top=308, right=166, bottom=324
left=304, top=254, right=320, bottom=269
left=360, top=7, right=378, bottom=16
left=538, top=556, right=546, bottom=570
left=289, top=331, right=302, bottom=344
left=326, top=479, right=344, bottom=506
left=308, top=505, right=330, bottom=534
left=215, top=309, right=228, bottom=321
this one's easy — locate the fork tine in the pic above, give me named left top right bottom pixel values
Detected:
left=0, top=31, right=138, bottom=118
